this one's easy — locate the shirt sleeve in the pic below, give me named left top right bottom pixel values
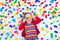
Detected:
left=19, top=22, right=25, bottom=30
left=32, top=16, right=42, bottom=25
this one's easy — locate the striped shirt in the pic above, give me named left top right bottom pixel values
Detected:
left=25, top=24, right=37, bottom=38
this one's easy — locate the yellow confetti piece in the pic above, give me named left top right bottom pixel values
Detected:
left=14, top=12, right=19, bottom=17
left=45, top=30, right=49, bottom=33
left=9, top=30, right=13, bottom=34
left=0, top=2, right=3, bottom=5
left=58, top=8, right=60, bottom=10
left=11, top=3, right=15, bottom=6
left=58, top=36, right=60, bottom=38
left=58, top=27, right=60, bottom=30
left=43, top=33, right=46, bottom=36
left=32, top=2, right=34, bottom=4
left=2, top=31, right=6, bottom=34
left=6, top=28, right=10, bottom=30
left=14, top=38, right=18, bottom=40
left=40, top=8, right=44, bottom=11
left=54, top=15, right=58, bottom=18
left=21, top=3, right=25, bottom=6
left=17, top=23, right=20, bottom=26
left=40, top=11, right=43, bottom=15
left=8, top=38, right=11, bottom=40
left=0, top=24, right=2, bottom=26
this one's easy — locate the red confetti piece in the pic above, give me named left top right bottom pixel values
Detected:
left=27, top=2, right=31, bottom=4
left=30, top=4, right=32, bottom=6
left=18, top=4, right=21, bottom=7
left=7, top=13, right=10, bottom=15
left=9, top=0, right=11, bottom=2
left=43, top=11, right=47, bottom=13
left=5, top=16, right=7, bottom=18
left=22, top=0, right=26, bottom=2
left=41, top=38, right=44, bottom=40
left=41, top=2, right=44, bottom=4
left=55, top=2, right=59, bottom=4
left=47, top=14, right=50, bottom=16
left=45, top=15, right=47, bottom=18
left=12, top=34, right=14, bottom=36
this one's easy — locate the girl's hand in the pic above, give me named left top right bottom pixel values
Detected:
left=23, top=19, right=26, bottom=23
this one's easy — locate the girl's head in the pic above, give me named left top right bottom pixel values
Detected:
left=23, top=12, right=33, bottom=24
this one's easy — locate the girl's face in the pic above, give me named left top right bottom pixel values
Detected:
left=25, top=14, right=32, bottom=24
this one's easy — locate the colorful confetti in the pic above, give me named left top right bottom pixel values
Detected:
left=0, top=0, right=60, bottom=40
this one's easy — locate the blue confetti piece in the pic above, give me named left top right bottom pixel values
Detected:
left=9, top=25, right=13, bottom=28
left=52, top=16, right=54, bottom=18
left=13, top=8, right=15, bottom=11
left=32, top=4, right=35, bottom=7
left=0, top=33, right=3, bottom=36
left=56, top=20, right=59, bottom=23
left=12, top=18, right=16, bottom=22
left=54, top=25, right=58, bottom=28
left=54, top=30, right=58, bottom=33
left=55, top=35, right=57, bottom=37
left=39, top=5, right=41, bottom=7
left=34, top=8, right=36, bottom=10
left=19, top=14, right=23, bottom=18
left=35, top=0, right=40, bottom=2
left=5, top=37, right=8, bottom=40
left=49, top=4, right=52, bottom=6
left=45, top=4, right=48, bottom=7
left=50, top=17, right=52, bottom=19
left=6, top=32, right=10, bottom=36
left=50, top=0, right=55, bottom=3
left=8, top=21, right=11, bottom=24
left=22, top=8, right=24, bottom=10
left=12, top=0, right=14, bottom=2
left=2, top=7, right=4, bottom=9
left=42, top=19, right=44, bottom=21
left=0, top=21, right=2, bottom=24
left=45, top=24, right=48, bottom=28
left=4, top=9, right=8, bottom=12
left=15, top=27, right=18, bottom=30
left=20, top=10, right=22, bottom=12
left=58, top=14, right=60, bottom=16
left=30, top=8, right=32, bottom=10
left=12, top=16, right=14, bottom=18
left=0, top=9, right=2, bottom=12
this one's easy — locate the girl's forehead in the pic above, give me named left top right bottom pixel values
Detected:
left=25, top=14, right=31, bottom=17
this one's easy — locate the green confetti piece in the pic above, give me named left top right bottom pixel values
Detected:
left=56, top=39, right=58, bottom=40
left=0, top=15, right=4, bottom=18
left=0, top=37, right=2, bottom=40
left=58, top=23, right=60, bottom=27
left=50, top=22, right=53, bottom=25
left=18, top=2, right=20, bottom=4
left=41, top=27, right=44, bottom=31
left=54, top=15, right=58, bottom=18
left=34, top=12, right=36, bottom=16
left=14, top=0, right=17, bottom=4
left=43, top=22, right=45, bottom=24
left=1, top=26, right=4, bottom=30
left=5, top=2, right=9, bottom=4
left=54, top=8, right=58, bottom=11
left=10, top=36, right=12, bottom=38
left=25, top=17, right=29, bottom=20
left=50, top=33, right=53, bottom=38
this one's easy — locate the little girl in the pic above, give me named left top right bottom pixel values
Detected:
left=19, top=12, right=42, bottom=40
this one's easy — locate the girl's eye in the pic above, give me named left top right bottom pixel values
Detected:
left=25, top=17, right=29, bottom=20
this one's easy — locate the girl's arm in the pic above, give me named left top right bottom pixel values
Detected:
left=19, top=22, right=25, bottom=30
left=19, top=14, right=26, bottom=30
left=32, top=15, right=42, bottom=24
